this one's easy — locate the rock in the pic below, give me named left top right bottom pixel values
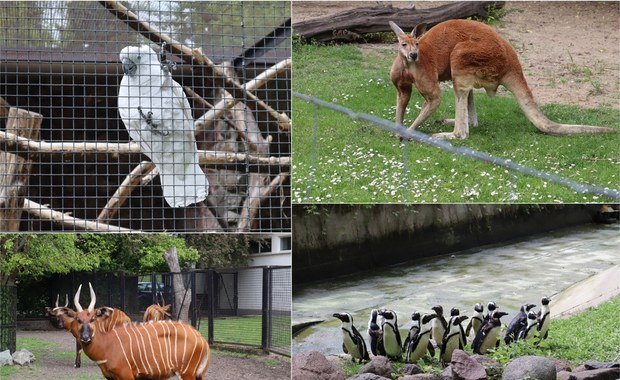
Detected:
left=584, top=362, right=620, bottom=370
left=570, top=368, right=620, bottom=380
left=400, top=363, right=424, bottom=375
left=550, top=357, right=573, bottom=373
left=502, top=356, right=556, bottom=380
left=11, top=349, right=35, bottom=366
left=293, top=351, right=346, bottom=380
left=451, top=350, right=486, bottom=380
left=398, top=374, right=442, bottom=380
left=557, top=370, right=577, bottom=380
left=471, top=354, right=502, bottom=378
left=359, top=356, right=395, bottom=378
left=349, top=374, right=391, bottom=380
left=441, top=366, right=453, bottom=380
left=0, top=350, right=13, bottom=366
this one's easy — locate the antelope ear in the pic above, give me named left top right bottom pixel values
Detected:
left=412, top=23, right=427, bottom=38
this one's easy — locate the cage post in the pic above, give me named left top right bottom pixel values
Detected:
left=119, top=271, right=126, bottom=311
left=190, top=271, right=197, bottom=328
left=261, top=266, right=273, bottom=353
left=150, top=272, right=157, bottom=305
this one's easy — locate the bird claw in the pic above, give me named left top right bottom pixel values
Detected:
left=137, top=106, right=169, bottom=136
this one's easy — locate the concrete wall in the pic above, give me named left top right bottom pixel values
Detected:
left=293, top=204, right=605, bottom=283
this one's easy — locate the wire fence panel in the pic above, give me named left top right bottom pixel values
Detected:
left=0, top=284, right=17, bottom=353
left=22, top=266, right=291, bottom=356
left=294, top=92, right=620, bottom=202
left=0, top=1, right=291, bottom=232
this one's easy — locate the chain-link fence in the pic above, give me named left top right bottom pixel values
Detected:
left=0, top=283, right=17, bottom=353
left=0, top=1, right=291, bottom=232
left=23, top=266, right=292, bottom=356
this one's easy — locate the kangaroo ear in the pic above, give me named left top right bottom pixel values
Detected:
left=389, top=21, right=405, bottom=37
left=412, top=23, right=427, bottom=38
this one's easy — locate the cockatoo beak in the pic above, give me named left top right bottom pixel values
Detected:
left=122, top=58, right=137, bottom=77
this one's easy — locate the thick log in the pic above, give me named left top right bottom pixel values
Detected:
left=294, top=2, right=505, bottom=43
left=0, top=107, right=43, bottom=231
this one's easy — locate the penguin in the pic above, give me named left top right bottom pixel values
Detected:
left=472, top=310, right=508, bottom=354
left=484, top=301, right=498, bottom=322
left=537, top=296, right=551, bottom=340
left=404, top=313, right=437, bottom=363
left=378, top=308, right=402, bottom=360
left=465, top=303, right=484, bottom=338
left=517, top=311, right=538, bottom=341
left=447, top=307, right=467, bottom=348
left=430, top=305, right=448, bottom=349
left=402, top=311, right=421, bottom=352
left=333, top=312, right=370, bottom=363
left=504, top=302, right=536, bottom=344
left=440, top=315, right=468, bottom=366
left=368, top=308, right=385, bottom=356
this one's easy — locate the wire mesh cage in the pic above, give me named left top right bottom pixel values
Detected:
left=0, top=1, right=291, bottom=232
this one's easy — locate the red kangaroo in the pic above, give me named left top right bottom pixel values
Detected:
left=58, top=282, right=211, bottom=380
left=143, top=293, right=172, bottom=322
left=46, top=285, right=131, bottom=368
left=389, top=19, right=616, bottom=139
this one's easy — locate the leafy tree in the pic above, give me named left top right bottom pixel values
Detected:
left=184, top=234, right=251, bottom=268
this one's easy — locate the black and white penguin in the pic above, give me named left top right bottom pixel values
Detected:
left=504, top=302, right=536, bottom=344
left=472, top=310, right=508, bottom=354
left=465, top=303, right=484, bottom=338
left=447, top=307, right=467, bottom=348
left=430, top=305, right=448, bottom=349
left=378, top=308, right=402, bottom=360
left=517, top=311, right=538, bottom=341
left=402, top=311, right=421, bottom=352
left=440, top=315, right=468, bottom=365
left=333, top=312, right=370, bottom=363
left=368, top=308, right=385, bottom=356
left=484, top=301, right=498, bottom=322
left=404, top=313, right=437, bottom=363
left=537, top=296, right=551, bottom=340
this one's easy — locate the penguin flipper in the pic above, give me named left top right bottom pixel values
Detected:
left=465, top=320, right=472, bottom=336
left=427, top=341, right=435, bottom=357
left=342, top=342, right=348, bottom=354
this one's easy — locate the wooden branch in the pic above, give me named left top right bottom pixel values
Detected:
left=236, top=172, right=289, bottom=232
left=100, top=0, right=291, bottom=130
left=0, top=107, right=43, bottom=231
left=194, top=58, right=292, bottom=134
left=293, top=1, right=505, bottom=42
left=0, top=131, right=290, bottom=172
left=22, top=199, right=137, bottom=232
left=97, top=161, right=157, bottom=223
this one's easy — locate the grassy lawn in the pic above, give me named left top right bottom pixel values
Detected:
left=198, top=315, right=291, bottom=349
left=337, top=296, right=620, bottom=377
left=292, top=42, right=620, bottom=203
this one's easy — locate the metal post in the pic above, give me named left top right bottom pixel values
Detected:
left=261, top=267, right=272, bottom=353
left=190, top=271, right=197, bottom=328
left=207, top=269, right=215, bottom=345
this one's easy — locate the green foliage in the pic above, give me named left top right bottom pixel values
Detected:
left=292, top=43, right=620, bottom=203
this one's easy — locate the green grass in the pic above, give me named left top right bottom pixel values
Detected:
left=198, top=315, right=291, bottom=349
left=292, top=43, right=620, bottom=203
left=335, top=296, right=620, bottom=378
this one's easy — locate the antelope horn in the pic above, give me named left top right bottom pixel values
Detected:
left=64, top=294, right=69, bottom=307
left=54, top=294, right=60, bottom=308
left=74, top=284, right=84, bottom=312
left=87, top=282, right=96, bottom=312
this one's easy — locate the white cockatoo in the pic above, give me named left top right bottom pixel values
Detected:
left=117, top=45, right=208, bottom=208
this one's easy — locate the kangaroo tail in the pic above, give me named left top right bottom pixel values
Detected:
left=503, top=73, right=617, bottom=135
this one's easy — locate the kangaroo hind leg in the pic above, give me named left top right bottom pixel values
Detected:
left=440, top=91, right=478, bottom=128
left=432, top=86, right=471, bottom=140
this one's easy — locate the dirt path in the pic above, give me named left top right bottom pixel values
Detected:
left=8, top=329, right=290, bottom=380
left=293, top=1, right=620, bottom=109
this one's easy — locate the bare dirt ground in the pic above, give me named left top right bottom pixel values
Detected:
left=8, top=329, right=290, bottom=380
left=293, top=1, right=620, bottom=109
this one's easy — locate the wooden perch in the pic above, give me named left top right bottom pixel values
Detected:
left=293, top=1, right=505, bottom=42
left=97, top=161, right=157, bottom=223
left=23, top=199, right=136, bottom=232
left=0, top=107, right=43, bottom=231
left=100, top=0, right=291, bottom=131
left=0, top=131, right=290, bottom=173
left=236, top=172, right=289, bottom=232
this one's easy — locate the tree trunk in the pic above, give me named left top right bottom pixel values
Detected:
left=0, top=107, right=43, bottom=231
left=163, top=247, right=191, bottom=323
left=294, top=1, right=505, bottom=43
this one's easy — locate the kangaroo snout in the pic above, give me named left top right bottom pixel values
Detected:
left=408, top=52, right=418, bottom=61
